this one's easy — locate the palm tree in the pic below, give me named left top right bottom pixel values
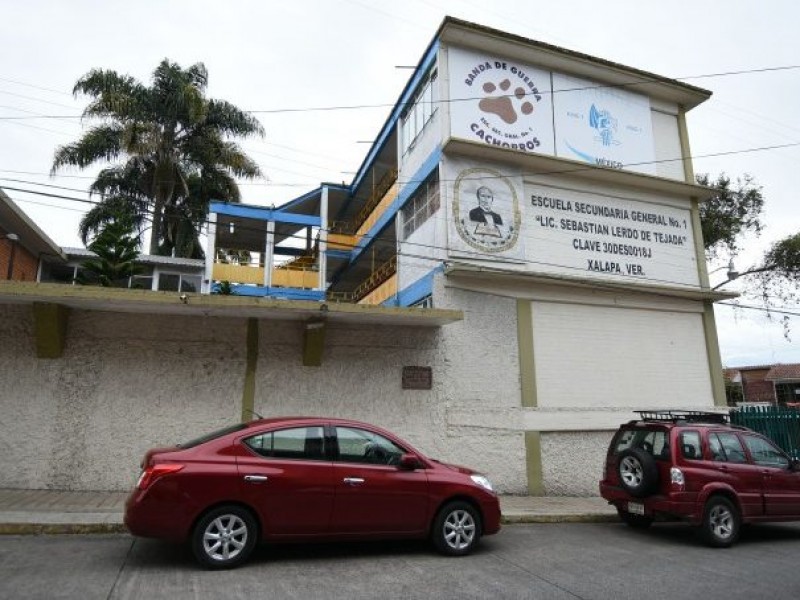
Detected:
left=53, top=60, right=264, bottom=256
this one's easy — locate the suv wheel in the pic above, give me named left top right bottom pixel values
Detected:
left=616, top=448, right=659, bottom=497
left=616, top=507, right=654, bottom=529
left=701, top=496, right=740, bottom=548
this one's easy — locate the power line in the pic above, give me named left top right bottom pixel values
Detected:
left=4, top=137, right=800, bottom=196
left=0, top=183, right=768, bottom=292
left=717, top=302, right=800, bottom=318
left=2, top=63, right=800, bottom=121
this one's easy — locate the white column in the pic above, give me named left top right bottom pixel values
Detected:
left=319, top=186, right=329, bottom=291
left=203, top=213, right=217, bottom=294
left=152, top=267, right=160, bottom=291
left=263, top=220, right=275, bottom=288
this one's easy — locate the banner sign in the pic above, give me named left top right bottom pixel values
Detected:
left=522, top=184, right=698, bottom=286
left=552, top=73, right=657, bottom=175
left=447, top=47, right=658, bottom=176
left=448, top=47, right=555, bottom=156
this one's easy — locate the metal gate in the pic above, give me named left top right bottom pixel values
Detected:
left=730, top=405, right=800, bottom=459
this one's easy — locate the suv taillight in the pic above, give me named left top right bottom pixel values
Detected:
left=137, top=463, right=184, bottom=490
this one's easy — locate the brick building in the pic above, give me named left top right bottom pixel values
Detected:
left=0, top=188, right=63, bottom=282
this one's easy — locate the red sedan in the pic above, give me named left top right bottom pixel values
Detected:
left=125, top=417, right=501, bottom=568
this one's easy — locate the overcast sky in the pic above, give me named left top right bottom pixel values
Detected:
left=1, top=0, right=798, bottom=367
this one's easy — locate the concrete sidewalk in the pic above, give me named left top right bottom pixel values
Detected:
left=0, top=488, right=618, bottom=534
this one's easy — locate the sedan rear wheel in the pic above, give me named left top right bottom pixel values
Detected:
left=432, top=501, right=481, bottom=556
left=192, top=505, right=257, bottom=569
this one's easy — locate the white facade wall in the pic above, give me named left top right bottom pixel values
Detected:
left=531, top=301, right=713, bottom=409
left=0, top=288, right=529, bottom=493
left=652, top=108, right=686, bottom=181
left=0, top=305, right=244, bottom=491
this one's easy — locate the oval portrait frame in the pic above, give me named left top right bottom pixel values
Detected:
left=453, top=167, right=521, bottom=253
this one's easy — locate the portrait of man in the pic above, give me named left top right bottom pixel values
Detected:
left=453, top=166, right=522, bottom=255
left=468, top=186, right=503, bottom=237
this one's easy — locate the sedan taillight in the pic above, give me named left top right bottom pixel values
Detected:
left=137, top=463, right=184, bottom=490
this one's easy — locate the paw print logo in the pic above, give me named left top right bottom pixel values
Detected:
left=478, top=79, right=534, bottom=125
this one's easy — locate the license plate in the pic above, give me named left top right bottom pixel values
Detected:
left=627, top=502, right=645, bottom=515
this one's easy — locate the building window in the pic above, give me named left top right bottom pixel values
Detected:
left=775, top=382, right=800, bottom=404
left=400, top=68, right=438, bottom=155
left=401, top=170, right=440, bottom=239
left=157, top=272, right=201, bottom=292
left=412, top=295, right=433, bottom=309
left=130, top=275, right=154, bottom=290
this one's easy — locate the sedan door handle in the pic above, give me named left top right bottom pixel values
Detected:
left=244, top=475, right=269, bottom=483
left=343, top=477, right=365, bottom=486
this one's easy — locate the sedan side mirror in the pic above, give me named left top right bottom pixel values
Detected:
left=399, top=453, right=423, bottom=470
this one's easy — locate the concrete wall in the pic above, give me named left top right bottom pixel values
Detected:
left=0, top=304, right=244, bottom=491
left=0, top=285, right=528, bottom=494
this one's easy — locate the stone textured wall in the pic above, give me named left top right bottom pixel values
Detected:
left=0, top=278, right=531, bottom=493
left=434, top=280, right=529, bottom=494
left=540, top=431, right=613, bottom=496
left=1, top=280, right=631, bottom=495
left=0, top=305, right=244, bottom=490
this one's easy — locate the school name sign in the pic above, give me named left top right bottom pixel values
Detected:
left=522, top=187, right=699, bottom=287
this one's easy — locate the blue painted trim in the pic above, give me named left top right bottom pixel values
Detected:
left=210, top=203, right=320, bottom=227
left=325, top=249, right=351, bottom=260
left=350, top=146, right=441, bottom=263
left=274, top=187, right=321, bottom=213
left=389, top=264, right=444, bottom=307
left=228, top=285, right=325, bottom=301
left=350, top=40, right=440, bottom=195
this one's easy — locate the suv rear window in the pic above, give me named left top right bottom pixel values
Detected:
left=613, top=427, right=669, bottom=460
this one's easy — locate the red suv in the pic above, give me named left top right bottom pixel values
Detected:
left=599, top=411, right=800, bottom=547
left=125, top=417, right=501, bottom=568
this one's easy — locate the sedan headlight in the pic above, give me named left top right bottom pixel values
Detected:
left=471, top=474, right=494, bottom=492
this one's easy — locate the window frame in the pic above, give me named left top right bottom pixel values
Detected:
left=401, top=170, right=440, bottom=239
left=399, top=68, right=438, bottom=156
left=742, top=433, right=790, bottom=469
left=243, top=426, right=328, bottom=462
left=333, top=426, right=407, bottom=466
left=679, top=430, right=703, bottom=461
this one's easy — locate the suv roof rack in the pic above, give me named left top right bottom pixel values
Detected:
left=634, top=410, right=729, bottom=425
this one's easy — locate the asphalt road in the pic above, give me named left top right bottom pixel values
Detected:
left=3, top=522, right=800, bottom=599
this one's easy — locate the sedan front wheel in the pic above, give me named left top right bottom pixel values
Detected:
left=432, top=501, right=481, bottom=556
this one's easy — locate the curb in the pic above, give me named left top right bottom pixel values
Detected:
left=0, top=523, right=128, bottom=535
left=0, top=515, right=620, bottom=534
left=501, top=514, right=619, bottom=524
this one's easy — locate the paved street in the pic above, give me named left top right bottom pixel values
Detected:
left=3, top=522, right=800, bottom=599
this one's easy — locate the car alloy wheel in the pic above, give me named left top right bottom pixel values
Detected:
left=616, top=448, right=659, bottom=497
left=432, top=501, right=481, bottom=556
left=620, top=455, right=643, bottom=488
left=192, top=505, right=257, bottom=569
left=701, top=496, right=740, bottom=548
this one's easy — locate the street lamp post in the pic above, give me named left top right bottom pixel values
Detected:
left=4, top=232, right=19, bottom=280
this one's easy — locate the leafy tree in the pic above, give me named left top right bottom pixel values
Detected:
left=76, top=217, right=141, bottom=287
left=697, top=173, right=764, bottom=257
left=53, top=60, right=264, bottom=256
left=698, top=173, right=799, bottom=335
